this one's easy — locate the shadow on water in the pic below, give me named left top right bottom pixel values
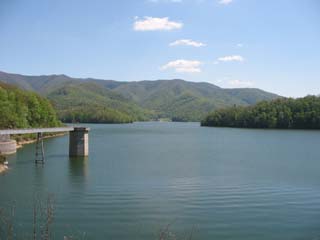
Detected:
left=34, top=161, right=45, bottom=189
left=68, top=156, right=88, bottom=178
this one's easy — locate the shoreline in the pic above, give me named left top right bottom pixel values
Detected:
left=15, top=132, right=66, bottom=149
left=0, top=164, right=8, bottom=174
left=0, top=155, right=8, bottom=174
left=0, top=133, right=66, bottom=174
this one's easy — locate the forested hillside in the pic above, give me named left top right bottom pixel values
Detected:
left=0, top=71, right=280, bottom=122
left=48, top=82, right=152, bottom=123
left=0, top=82, right=61, bottom=129
left=201, top=96, right=320, bottom=129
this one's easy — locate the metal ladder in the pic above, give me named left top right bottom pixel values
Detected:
left=35, top=132, right=45, bottom=164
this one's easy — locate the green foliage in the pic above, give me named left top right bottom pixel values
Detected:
left=111, top=80, right=280, bottom=121
left=0, top=83, right=61, bottom=129
left=59, top=106, right=134, bottom=123
left=47, top=82, right=152, bottom=123
left=201, top=96, right=320, bottom=129
left=0, top=71, right=280, bottom=123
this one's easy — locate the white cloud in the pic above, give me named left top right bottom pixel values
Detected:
left=161, top=59, right=202, bottom=73
left=134, top=17, right=183, bottom=31
left=228, top=80, right=254, bottom=87
left=216, top=55, right=244, bottom=62
left=169, top=39, right=206, bottom=47
left=218, top=0, right=233, bottom=5
left=236, top=43, right=243, bottom=48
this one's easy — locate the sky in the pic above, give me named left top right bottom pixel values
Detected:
left=0, top=0, right=319, bottom=97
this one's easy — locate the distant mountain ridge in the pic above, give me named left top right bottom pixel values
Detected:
left=0, top=71, right=280, bottom=122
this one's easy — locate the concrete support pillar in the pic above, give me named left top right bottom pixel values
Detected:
left=69, top=127, right=89, bottom=157
left=0, top=134, right=16, bottom=155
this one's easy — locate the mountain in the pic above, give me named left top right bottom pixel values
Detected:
left=0, top=71, right=280, bottom=122
left=47, top=82, right=151, bottom=123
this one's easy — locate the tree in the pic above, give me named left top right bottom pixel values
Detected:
left=201, top=96, right=320, bottom=129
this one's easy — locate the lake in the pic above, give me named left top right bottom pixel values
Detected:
left=1, top=122, right=320, bottom=239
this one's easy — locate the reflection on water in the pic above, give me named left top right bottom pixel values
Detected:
left=69, top=157, right=88, bottom=178
left=34, top=163, right=45, bottom=185
left=1, top=122, right=320, bottom=239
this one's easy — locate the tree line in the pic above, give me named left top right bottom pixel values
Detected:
left=201, top=96, right=320, bottom=129
left=0, top=83, right=61, bottom=129
left=58, top=106, right=134, bottom=124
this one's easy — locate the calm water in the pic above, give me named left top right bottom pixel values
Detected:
left=1, top=122, right=320, bottom=239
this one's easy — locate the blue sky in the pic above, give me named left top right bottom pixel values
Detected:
left=0, top=0, right=319, bottom=97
